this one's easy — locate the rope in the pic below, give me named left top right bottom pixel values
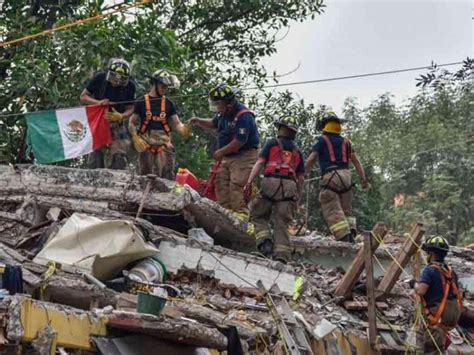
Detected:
left=371, top=231, right=412, bottom=278
left=370, top=230, right=446, bottom=354
left=0, top=0, right=152, bottom=48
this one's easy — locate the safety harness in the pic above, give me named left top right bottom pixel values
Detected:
left=261, top=139, right=300, bottom=203
left=264, top=138, right=300, bottom=180
left=320, top=134, right=354, bottom=194
left=229, top=108, right=252, bottom=136
left=422, top=263, right=463, bottom=330
left=321, top=134, right=350, bottom=164
left=139, top=94, right=171, bottom=155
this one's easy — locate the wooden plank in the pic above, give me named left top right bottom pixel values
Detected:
left=411, top=249, right=422, bottom=350
left=365, top=231, right=377, bottom=349
left=359, top=321, right=404, bottom=332
left=376, top=223, right=425, bottom=299
left=343, top=300, right=388, bottom=310
left=333, top=223, right=388, bottom=299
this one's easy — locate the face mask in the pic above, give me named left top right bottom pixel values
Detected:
left=157, top=74, right=180, bottom=89
left=209, top=99, right=228, bottom=113
left=106, top=70, right=129, bottom=86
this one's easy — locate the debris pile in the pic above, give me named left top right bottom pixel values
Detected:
left=0, top=164, right=472, bottom=354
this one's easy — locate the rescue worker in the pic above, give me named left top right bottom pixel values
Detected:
left=305, top=113, right=368, bottom=243
left=128, top=69, right=192, bottom=178
left=189, top=83, right=260, bottom=217
left=80, top=58, right=136, bottom=169
left=244, top=118, right=304, bottom=262
left=414, top=236, right=463, bottom=354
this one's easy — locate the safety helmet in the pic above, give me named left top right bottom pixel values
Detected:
left=149, top=69, right=180, bottom=89
left=316, top=112, right=346, bottom=131
left=421, top=236, right=450, bottom=253
left=275, top=117, right=298, bottom=133
left=208, top=83, right=239, bottom=112
left=106, top=58, right=131, bottom=86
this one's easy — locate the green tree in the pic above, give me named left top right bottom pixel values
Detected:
left=0, top=0, right=326, bottom=174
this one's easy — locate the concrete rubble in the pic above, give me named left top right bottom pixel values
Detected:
left=0, top=164, right=472, bottom=354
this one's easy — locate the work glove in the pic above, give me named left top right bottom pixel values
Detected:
left=106, top=108, right=123, bottom=122
left=243, top=182, right=253, bottom=204
left=132, top=134, right=148, bottom=153
left=180, top=124, right=193, bottom=139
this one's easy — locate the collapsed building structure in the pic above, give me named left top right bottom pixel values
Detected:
left=0, top=164, right=472, bottom=354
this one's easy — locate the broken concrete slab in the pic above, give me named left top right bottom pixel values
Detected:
left=107, top=310, right=228, bottom=350
left=157, top=239, right=297, bottom=295
left=0, top=164, right=252, bottom=249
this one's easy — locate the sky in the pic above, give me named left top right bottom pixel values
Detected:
left=260, top=0, right=472, bottom=114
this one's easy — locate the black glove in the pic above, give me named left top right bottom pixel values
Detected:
left=408, top=279, right=416, bottom=289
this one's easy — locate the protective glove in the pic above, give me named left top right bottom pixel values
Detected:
left=106, top=108, right=123, bottom=122
left=243, top=182, right=253, bottom=204
left=132, top=134, right=148, bottom=153
left=180, top=124, right=193, bottom=139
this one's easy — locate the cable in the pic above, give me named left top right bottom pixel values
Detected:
left=0, top=60, right=466, bottom=120
left=0, top=0, right=152, bottom=48
left=245, top=62, right=464, bottom=90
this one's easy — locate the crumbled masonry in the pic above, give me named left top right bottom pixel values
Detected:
left=0, top=164, right=472, bottom=354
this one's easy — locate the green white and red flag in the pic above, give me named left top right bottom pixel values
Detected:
left=26, top=105, right=111, bottom=164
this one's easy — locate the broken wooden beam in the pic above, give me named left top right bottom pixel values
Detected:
left=376, top=223, right=425, bottom=299
left=333, top=223, right=388, bottom=299
left=343, top=300, right=388, bottom=310
left=107, top=311, right=228, bottom=350
left=364, top=231, right=377, bottom=349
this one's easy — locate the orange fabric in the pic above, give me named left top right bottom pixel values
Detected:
left=139, top=95, right=170, bottom=135
left=321, top=135, right=336, bottom=162
left=422, top=264, right=463, bottom=328
left=321, top=135, right=349, bottom=163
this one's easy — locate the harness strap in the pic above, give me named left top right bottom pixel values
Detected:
left=423, top=264, right=463, bottom=328
left=260, top=177, right=296, bottom=202
left=234, top=108, right=252, bottom=122
left=321, top=135, right=350, bottom=163
left=144, top=143, right=167, bottom=156
left=139, top=95, right=171, bottom=135
left=320, top=170, right=354, bottom=194
left=230, top=108, right=253, bottom=139
left=342, top=138, right=348, bottom=163
left=321, top=135, right=336, bottom=162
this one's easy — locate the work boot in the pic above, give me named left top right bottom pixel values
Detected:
left=272, top=253, right=290, bottom=264
left=339, top=233, right=355, bottom=243
left=257, top=239, right=274, bottom=257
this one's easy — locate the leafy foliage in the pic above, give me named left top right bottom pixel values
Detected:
left=1, top=1, right=472, bottom=246
left=344, top=60, right=473, bottom=245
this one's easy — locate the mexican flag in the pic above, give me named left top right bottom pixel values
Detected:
left=26, top=105, right=112, bottom=164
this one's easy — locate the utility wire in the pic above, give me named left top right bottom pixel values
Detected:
left=0, top=0, right=152, bottom=48
left=0, top=61, right=465, bottom=120
left=245, top=62, right=464, bottom=90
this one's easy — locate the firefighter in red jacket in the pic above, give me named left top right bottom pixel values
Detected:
left=305, top=113, right=368, bottom=243
left=415, top=236, right=463, bottom=354
left=244, top=118, right=305, bottom=262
